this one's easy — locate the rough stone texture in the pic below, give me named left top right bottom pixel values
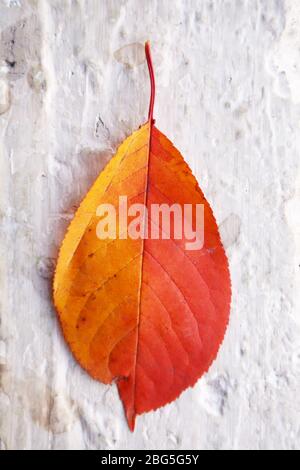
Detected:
left=0, top=0, right=299, bottom=451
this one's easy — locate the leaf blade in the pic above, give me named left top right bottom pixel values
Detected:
left=53, top=123, right=231, bottom=431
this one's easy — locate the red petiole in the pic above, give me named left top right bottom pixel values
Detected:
left=145, top=41, right=156, bottom=124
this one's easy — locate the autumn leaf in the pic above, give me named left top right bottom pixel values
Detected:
left=53, top=42, right=231, bottom=431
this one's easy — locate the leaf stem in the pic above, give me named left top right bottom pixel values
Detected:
left=145, top=41, right=155, bottom=124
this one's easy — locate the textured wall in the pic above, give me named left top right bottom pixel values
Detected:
left=0, top=0, right=299, bottom=450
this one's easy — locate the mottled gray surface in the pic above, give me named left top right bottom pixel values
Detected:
left=0, top=0, right=300, bottom=450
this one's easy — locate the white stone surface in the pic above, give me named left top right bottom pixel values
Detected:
left=0, top=0, right=300, bottom=450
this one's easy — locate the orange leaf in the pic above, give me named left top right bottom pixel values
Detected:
left=53, top=42, right=231, bottom=431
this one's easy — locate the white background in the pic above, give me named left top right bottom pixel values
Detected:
left=0, top=0, right=300, bottom=450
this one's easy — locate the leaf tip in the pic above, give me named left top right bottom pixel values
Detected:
left=126, top=411, right=136, bottom=432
